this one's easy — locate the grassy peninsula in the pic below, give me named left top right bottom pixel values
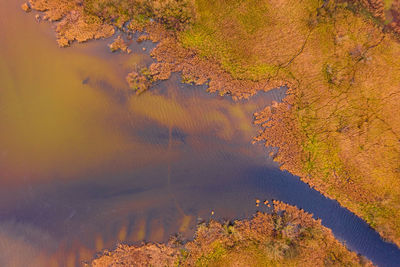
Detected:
left=90, top=202, right=371, bottom=266
left=25, top=0, right=400, bottom=254
left=193, top=0, right=400, bottom=246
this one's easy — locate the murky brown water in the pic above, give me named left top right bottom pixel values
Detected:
left=2, top=1, right=400, bottom=267
left=0, top=1, right=284, bottom=266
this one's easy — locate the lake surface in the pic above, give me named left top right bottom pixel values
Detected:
left=1, top=1, right=400, bottom=266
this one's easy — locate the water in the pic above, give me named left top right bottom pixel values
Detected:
left=1, top=1, right=400, bottom=266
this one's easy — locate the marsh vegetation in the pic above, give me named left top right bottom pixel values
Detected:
left=24, top=0, right=400, bottom=258
left=90, top=202, right=372, bottom=266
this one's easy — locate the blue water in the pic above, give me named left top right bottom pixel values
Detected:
left=0, top=2, right=400, bottom=265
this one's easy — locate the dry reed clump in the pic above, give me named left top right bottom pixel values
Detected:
left=252, top=93, right=308, bottom=182
left=125, top=67, right=154, bottom=94
left=28, top=0, right=115, bottom=47
left=21, top=2, right=31, bottom=12
left=108, top=35, right=131, bottom=53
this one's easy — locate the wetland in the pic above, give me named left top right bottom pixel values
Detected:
left=1, top=0, right=400, bottom=266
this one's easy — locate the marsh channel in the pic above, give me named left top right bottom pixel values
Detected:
left=0, top=1, right=400, bottom=266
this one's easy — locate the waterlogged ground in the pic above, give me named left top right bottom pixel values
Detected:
left=1, top=1, right=400, bottom=267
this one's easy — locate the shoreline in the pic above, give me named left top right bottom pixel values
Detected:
left=23, top=0, right=400, bottom=257
left=89, top=201, right=372, bottom=266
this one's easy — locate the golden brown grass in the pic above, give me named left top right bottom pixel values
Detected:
left=27, top=0, right=115, bottom=47
left=249, top=2, right=400, bottom=246
left=167, top=0, right=400, bottom=247
left=90, top=202, right=371, bottom=266
left=138, top=0, right=400, bottom=247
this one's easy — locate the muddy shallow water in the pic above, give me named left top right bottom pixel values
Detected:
left=1, top=1, right=400, bottom=266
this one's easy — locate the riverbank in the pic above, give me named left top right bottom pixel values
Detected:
left=89, top=201, right=372, bottom=266
left=24, top=0, right=400, bottom=252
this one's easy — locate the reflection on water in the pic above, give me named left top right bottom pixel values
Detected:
left=0, top=2, right=282, bottom=265
left=1, top=1, right=400, bottom=267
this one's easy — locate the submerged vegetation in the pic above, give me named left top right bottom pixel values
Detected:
left=24, top=0, right=400, bottom=252
left=90, top=202, right=372, bottom=266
